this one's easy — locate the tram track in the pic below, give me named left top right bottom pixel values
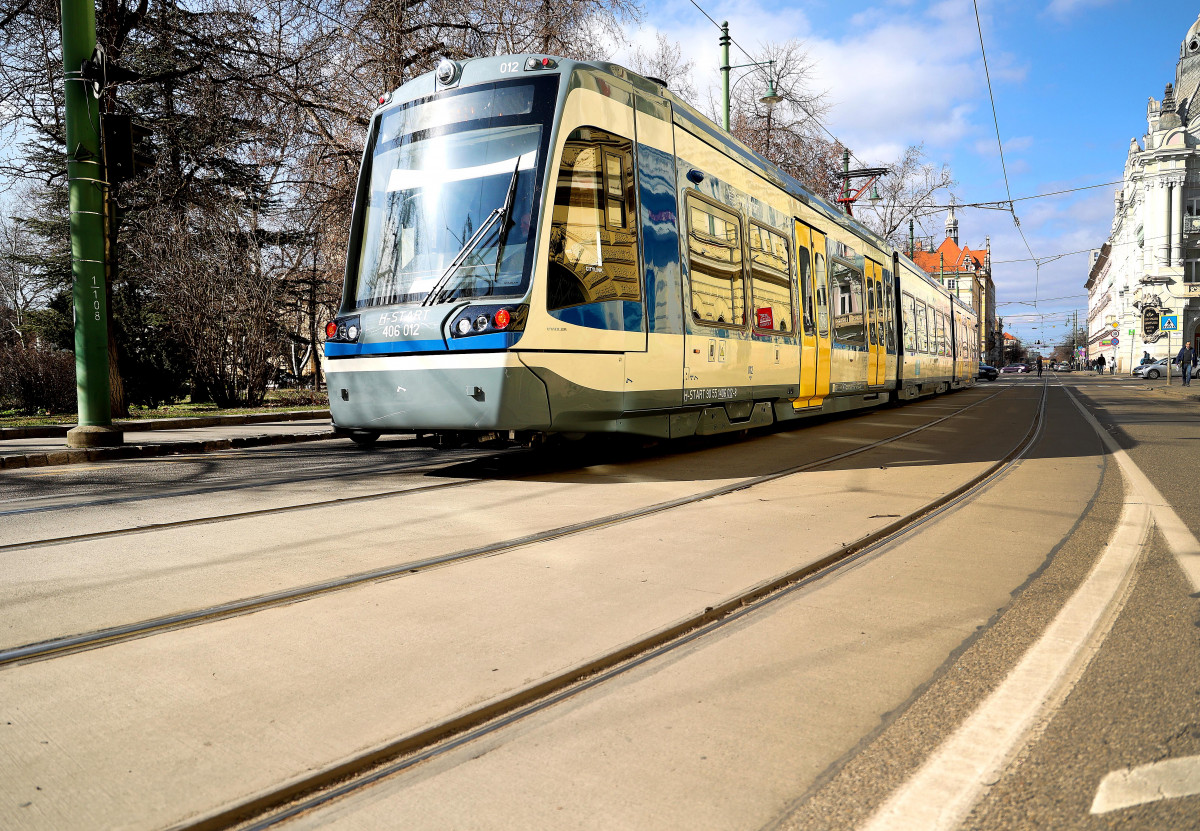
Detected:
left=0, top=442, right=464, bottom=520
left=0, top=386, right=1005, bottom=670
left=167, top=380, right=1049, bottom=831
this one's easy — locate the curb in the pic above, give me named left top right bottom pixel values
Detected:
left=0, top=409, right=330, bottom=440
left=0, top=430, right=337, bottom=471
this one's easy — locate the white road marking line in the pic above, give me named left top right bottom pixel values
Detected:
left=858, top=397, right=1154, bottom=831
left=1064, top=387, right=1200, bottom=592
left=1091, top=756, right=1200, bottom=813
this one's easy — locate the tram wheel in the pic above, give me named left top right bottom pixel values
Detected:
left=349, top=430, right=380, bottom=447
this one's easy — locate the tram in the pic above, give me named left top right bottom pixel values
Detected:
left=324, top=55, right=978, bottom=444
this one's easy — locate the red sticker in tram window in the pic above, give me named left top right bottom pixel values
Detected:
left=756, top=308, right=774, bottom=329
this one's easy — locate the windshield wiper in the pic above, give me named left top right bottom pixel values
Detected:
left=421, top=157, right=523, bottom=308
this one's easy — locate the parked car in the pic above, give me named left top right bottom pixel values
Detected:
left=977, top=363, right=999, bottom=381
left=1000, top=364, right=1027, bottom=374
left=1133, top=358, right=1169, bottom=379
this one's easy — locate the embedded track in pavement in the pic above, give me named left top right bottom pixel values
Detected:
left=173, top=383, right=1047, bottom=831
left=0, top=387, right=1009, bottom=671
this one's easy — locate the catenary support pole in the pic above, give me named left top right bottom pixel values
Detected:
left=720, top=22, right=730, bottom=132
left=842, top=148, right=851, bottom=215
left=61, top=0, right=121, bottom=447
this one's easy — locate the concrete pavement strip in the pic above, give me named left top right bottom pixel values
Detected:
left=0, top=412, right=335, bottom=471
left=0, top=408, right=329, bottom=440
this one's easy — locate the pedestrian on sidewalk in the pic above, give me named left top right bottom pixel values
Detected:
left=1096, top=354, right=1106, bottom=375
left=1177, top=342, right=1196, bottom=386
left=1142, top=350, right=1152, bottom=365
left=1036, top=355, right=1043, bottom=377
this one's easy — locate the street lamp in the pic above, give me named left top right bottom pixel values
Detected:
left=719, top=22, right=781, bottom=132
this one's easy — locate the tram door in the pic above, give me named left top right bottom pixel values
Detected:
left=794, top=222, right=830, bottom=408
left=811, top=229, right=831, bottom=401
left=865, top=260, right=881, bottom=387
left=868, top=261, right=886, bottom=387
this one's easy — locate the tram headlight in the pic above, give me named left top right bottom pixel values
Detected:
left=449, top=304, right=528, bottom=338
left=436, top=59, right=460, bottom=86
left=347, top=324, right=359, bottom=341
left=325, top=321, right=338, bottom=339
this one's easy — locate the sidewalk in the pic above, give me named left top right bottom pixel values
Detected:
left=0, top=411, right=336, bottom=471
left=1066, top=371, right=1200, bottom=402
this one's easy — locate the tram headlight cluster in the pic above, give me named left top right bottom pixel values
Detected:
left=325, top=315, right=361, bottom=344
left=449, top=304, right=527, bottom=339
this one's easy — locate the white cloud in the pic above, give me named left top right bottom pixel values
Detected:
left=615, top=0, right=1017, bottom=163
left=1045, top=0, right=1123, bottom=22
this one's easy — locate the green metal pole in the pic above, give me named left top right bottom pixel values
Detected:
left=842, top=147, right=851, bottom=215
left=909, top=218, right=914, bottom=257
left=61, top=0, right=121, bottom=447
left=720, top=22, right=730, bottom=132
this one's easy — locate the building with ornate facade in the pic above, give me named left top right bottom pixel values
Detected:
left=911, top=206, right=1001, bottom=363
left=1087, top=13, right=1200, bottom=372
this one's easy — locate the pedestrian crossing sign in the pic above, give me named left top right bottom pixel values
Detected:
left=1161, top=315, right=1179, bottom=331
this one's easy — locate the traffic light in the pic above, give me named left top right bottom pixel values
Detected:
left=102, top=112, right=153, bottom=185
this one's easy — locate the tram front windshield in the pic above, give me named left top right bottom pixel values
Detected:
left=353, top=81, right=551, bottom=308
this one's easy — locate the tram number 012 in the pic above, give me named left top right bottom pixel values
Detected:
left=382, top=323, right=422, bottom=338
left=499, top=61, right=521, bottom=73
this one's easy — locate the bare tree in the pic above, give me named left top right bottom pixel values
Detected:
left=627, top=32, right=695, bottom=99
left=855, top=143, right=956, bottom=250
left=718, top=39, right=841, bottom=201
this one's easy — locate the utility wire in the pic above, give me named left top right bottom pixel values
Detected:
left=971, top=0, right=1041, bottom=308
left=991, top=225, right=1190, bottom=264
left=885, top=179, right=1124, bottom=210
left=997, top=293, right=1088, bottom=306
left=683, top=0, right=869, bottom=168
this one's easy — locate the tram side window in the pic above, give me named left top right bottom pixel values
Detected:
left=547, top=128, right=640, bottom=311
left=829, top=260, right=865, bottom=347
left=935, top=312, right=945, bottom=356
left=687, top=196, right=745, bottom=326
left=902, top=292, right=916, bottom=352
left=915, top=301, right=929, bottom=353
left=749, top=224, right=794, bottom=333
left=796, top=246, right=815, bottom=335
left=815, top=253, right=829, bottom=337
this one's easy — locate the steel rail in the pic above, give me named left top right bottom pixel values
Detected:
left=0, top=467, right=485, bottom=554
left=0, top=387, right=1004, bottom=670
left=176, top=382, right=1049, bottom=831
left=0, top=439, right=445, bottom=519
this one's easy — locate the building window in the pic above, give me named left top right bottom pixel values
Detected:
left=1186, top=254, right=1200, bottom=283
left=946, top=278, right=956, bottom=290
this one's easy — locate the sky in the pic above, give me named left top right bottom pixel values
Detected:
left=616, top=0, right=1199, bottom=353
